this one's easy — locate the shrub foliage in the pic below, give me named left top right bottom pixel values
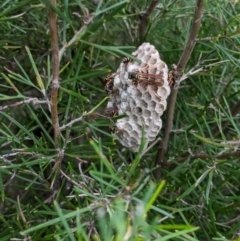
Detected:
left=0, top=0, right=240, bottom=240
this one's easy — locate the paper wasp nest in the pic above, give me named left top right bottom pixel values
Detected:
left=106, top=42, right=171, bottom=152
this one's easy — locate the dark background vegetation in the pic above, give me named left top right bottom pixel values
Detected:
left=0, top=0, right=240, bottom=240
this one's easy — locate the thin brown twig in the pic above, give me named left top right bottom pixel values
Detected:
left=155, top=0, right=205, bottom=178
left=139, top=0, right=160, bottom=41
left=59, top=10, right=94, bottom=61
left=216, top=215, right=240, bottom=226
left=162, top=150, right=240, bottom=173
left=212, top=99, right=240, bottom=137
left=17, top=195, right=27, bottom=226
left=0, top=98, right=50, bottom=111
left=49, top=0, right=60, bottom=149
left=60, top=112, right=87, bottom=130
left=180, top=150, right=237, bottom=172
left=3, top=171, right=17, bottom=189
left=17, top=196, right=33, bottom=240
left=0, top=151, right=38, bottom=159
left=177, top=1, right=205, bottom=72
left=178, top=150, right=240, bottom=162
left=48, top=1, right=65, bottom=193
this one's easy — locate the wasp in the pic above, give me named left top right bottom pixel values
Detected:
left=122, top=57, right=132, bottom=64
left=167, top=71, right=174, bottom=87
left=110, top=125, right=124, bottom=135
left=167, top=64, right=177, bottom=87
left=128, top=71, right=164, bottom=87
left=104, top=73, right=118, bottom=95
left=122, top=57, right=133, bottom=71
left=105, top=105, right=119, bottom=117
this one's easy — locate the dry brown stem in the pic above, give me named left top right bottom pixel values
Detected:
left=49, top=0, right=60, bottom=149
left=139, top=0, right=159, bottom=41
left=0, top=98, right=49, bottom=111
left=179, top=150, right=240, bottom=163
left=155, top=0, right=205, bottom=178
left=212, top=99, right=240, bottom=137
left=47, top=1, right=64, bottom=192
left=59, top=10, right=94, bottom=61
left=163, top=150, right=240, bottom=172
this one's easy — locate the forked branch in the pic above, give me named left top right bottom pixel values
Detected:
left=155, top=0, right=205, bottom=178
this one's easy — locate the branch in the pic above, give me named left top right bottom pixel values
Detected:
left=212, top=99, right=240, bottom=137
left=59, top=9, right=94, bottom=61
left=160, top=147, right=240, bottom=172
left=0, top=98, right=50, bottom=111
left=60, top=113, right=87, bottom=130
left=155, top=0, right=205, bottom=178
left=0, top=151, right=39, bottom=165
left=176, top=150, right=240, bottom=164
left=49, top=0, right=60, bottom=149
left=139, top=0, right=159, bottom=40
left=177, top=1, right=205, bottom=72
left=179, top=59, right=228, bottom=82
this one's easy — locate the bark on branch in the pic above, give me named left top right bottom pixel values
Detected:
left=155, top=0, right=205, bottom=178
left=49, top=0, right=60, bottom=148
left=139, top=0, right=160, bottom=41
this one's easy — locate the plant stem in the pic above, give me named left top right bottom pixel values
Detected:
left=49, top=0, right=60, bottom=149
left=155, top=0, right=205, bottom=178
left=139, top=0, right=159, bottom=42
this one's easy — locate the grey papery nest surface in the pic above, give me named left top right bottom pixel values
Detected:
left=106, top=42, right=171, bottom=152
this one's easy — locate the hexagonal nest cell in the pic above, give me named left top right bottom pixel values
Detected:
left=105, top=42, right=171, bottom=152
